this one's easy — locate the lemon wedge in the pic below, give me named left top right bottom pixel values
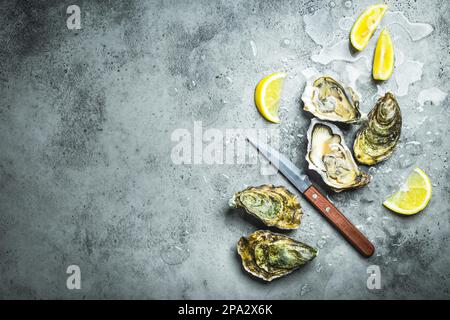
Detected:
left=254, top=72, right=286, bottom=123
left=373, top=28, right=394, bottom=80
left=350, top=4, right=388, bottom=51
left=383, top=168, right=432, bottom=215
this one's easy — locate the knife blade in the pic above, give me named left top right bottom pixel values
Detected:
left=247, top=136, right=375, bottom=258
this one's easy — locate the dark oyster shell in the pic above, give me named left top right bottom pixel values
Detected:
left=353, top=92, right=402, bottom=165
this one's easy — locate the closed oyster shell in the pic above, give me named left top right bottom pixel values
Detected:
left=306, top=119, right=370, bottom=192
left=229, top=184, right=302, bottom=229
left=302, top=76, right=361, bottom=123
left=353, top=92, right=402, bottom=165
left=237, top=230, right=317, bottom=281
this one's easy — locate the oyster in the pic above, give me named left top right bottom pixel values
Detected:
left=237, top=230, right=317, bottom=281
left=306, top=119, right=370, bottom=192
left=353, top=92, right=402, bottom=165
left=229, top=185, right=302, bottom=230
left=302, top=76, right=361, bottom=123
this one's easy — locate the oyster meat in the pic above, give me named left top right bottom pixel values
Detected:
left=354, top=92, right=402, bottom=165
left=302, top=76, right=361, bottom=123
left=306, top=119, right=370, bottom=192
left=237, top=230, right=317, bottom=281
left=229, top=185, right=302, bottom=230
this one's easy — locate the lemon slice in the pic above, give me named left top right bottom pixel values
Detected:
left=383, top=168, right=432, bottom=215
left=350, top=4, right=388, bottom=51
left=373, top=28, right=394, bottom=80
left=255, top=72, right=286, bottom=123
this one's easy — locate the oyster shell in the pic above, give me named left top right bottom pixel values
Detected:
left=237, top=230, right=317, bottom=281
left=229, top=185, right=302, bottom=230
left=306, top=119, right=370, bottom=192
left=302, top=76, right=361, bottom=123
left=353, top=92, right=402, bottom=165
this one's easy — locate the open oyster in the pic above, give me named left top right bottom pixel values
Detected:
left=229, top=185, right=302, bottom=230
left=306, top=119, right=370, bottom=192
left=353, top=92, right=402, bottom=165
left=237, top=230, right=317, bottom=281
left=302, top=76, right=361, bottom=123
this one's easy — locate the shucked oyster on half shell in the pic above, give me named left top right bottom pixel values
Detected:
left=306, top=119, right=370, bottom=192
left=237, top=230, right=317, bottom=281
left=229, top=185, right=302, bottom=230
left=301, top=76, right=362, bottom=123
left=354, top=92, right=402, bottom=165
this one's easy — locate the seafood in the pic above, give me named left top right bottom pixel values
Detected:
left=302, top=76, right=361, bottom=123
left=229, top=185, right=302, bottom=229
left=353, top=92, right=402, bottom=165
left=237, top=230, right=317, bottom=281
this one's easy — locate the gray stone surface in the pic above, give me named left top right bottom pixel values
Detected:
left=0, top=0, right=449, bottom=299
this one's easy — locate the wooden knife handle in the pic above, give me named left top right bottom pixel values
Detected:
left=304, top=185, right=375, bottom=258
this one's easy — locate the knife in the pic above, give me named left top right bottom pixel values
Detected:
left=247, top=136, right=375, bottom=258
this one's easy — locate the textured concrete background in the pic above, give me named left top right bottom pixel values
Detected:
left=0, top=0, right=449, bottom=299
